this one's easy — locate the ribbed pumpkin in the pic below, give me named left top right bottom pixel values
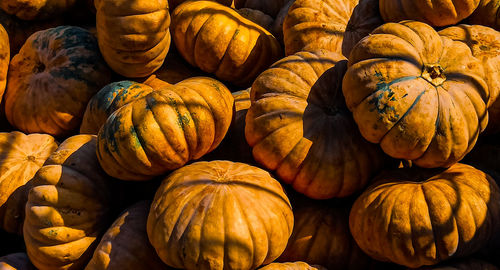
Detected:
left=468, top=0, right=500, bottom=30
left=379, top=0, right=480, bottom=27
left=439, top=25, right=500, bottom=134
left=80, top=81, right=154, bottom=135
left=171, top=0, right=282, bottom=86
left=97, top=77, right=233, bottom=181
left=245, top=50, right=388, bottom=199
left=168, top=0, right=232, bottom=10
left=349, top=163, right=500, bottom=268
left=95, top=0, right=171, bottom=78
left=0, top=0, right=77, bottom=20
left=0, top=131, right=58, bottom=234
left=236, top=8, right=274, bottom=30
left=85, top=201, right=167, bottom=270
left=147, top=161, right=294, bottom=270
left=23, top=135, right=114, bottom=270
left=149, top=49, right=204, bottom=85
left=343, top=21, right=489, bottom=168
left=0, top=253, right=36, bottom=270
left=415, top=258, right=498, bottom=270
left=233, top=0, right=287, bottom=17
left=0, top=24, right=8, bottom=104
left=5, top=26, right=111, bottom=137
left=259, top=262, right=325, bottom=270
left=271, top=0, right=294, bottom=43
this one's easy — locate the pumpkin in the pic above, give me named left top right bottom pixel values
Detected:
left=245, top=50, right=388, bottom=199
left=0, top=253, right=36, bottom=270
left=236, top=8, right=274, bottom=30
left=349, top=163, right=500, bottom=268
left=171, top=0, right=282, bottom=86
left=233, top=0, right=288, bottom=17
left=259, top=262, right=326, bottom=270
left=271, top=0, right=295, bottom=44
left=23, top=135, right=114, bottom=270
left=343, top=21, right=489, bottom=168
left=147, top=160, right=294, bottom=270
left=148, top=48, right=204, bottom=85
left=278, top=201, right=374, bottom=270
left=5, top=26, right=111, bottom=137
left=95, top=0, right=171, bottom=78
left=468, top=0, right=500, bottom=30
left=0, top=131, right=58, bottom=234
left=85, top=201, right=167, bottom=270
left=168, top=0, right=232, bottom=11
left=80, top=81, right=154, bottom=135
left=0, top=24, right=8, bottom=103
left=0, top=0, right=77, bottom=20
left=439, top=25, right=500, bottom=134
left=415, top=258, right=498, bottom=270
left=97, top=77, right=233, bottom=181
left=379, top=0, right=480, bottom=27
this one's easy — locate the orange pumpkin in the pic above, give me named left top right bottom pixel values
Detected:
left=147, top=161, right=294, bottom=270
left=468, top=0, right=500, bottom=30
left=0, top=23, right=8, bottom=104
left=236, top=8, right=274, bottom=30
left=343, top=21, right=489, bottom=168
left=233, top=0, right=288, bottom=17
left=349, top=163, right=500, bottom=268
left=271, top=0, right=295, bottom=44
left=0, top=253, right=36, bottom=270
left=259, top=262, right=326, bottom=270
left=168, top=0, right=232, bottom=10
left=0, top=0, right=77, bottom=20
left=148, top=49, right=204, bottom=85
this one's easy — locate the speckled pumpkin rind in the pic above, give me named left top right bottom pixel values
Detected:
left=349, top=163, right=500, bottom=268
left=245, top=50, right=387, bottom=199
left=5, top=26, right=111, bottom=137
left=343, top=21, right=489, bottom=168
left=0, top=24, right=8, bottom=103
left=171, top=0, right=282, bottom=86
left=80, top=81, right=154, bottom=135
left=97, top=77, right=233, bottom=181
left=0, top=0, right=77, bottom=20
left=147, top=161, right=294, bottom=270
left=0, top=253, right=36, bottom=270
left=259, top=262, right=326, bottom=270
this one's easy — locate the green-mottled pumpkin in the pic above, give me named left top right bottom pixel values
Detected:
left=245, top=50, right=388, bottom=199
left=97, top=77, right=233, bottom=181
left=171, top=0, right=282, bottom=86
left=349, top=163, right=500, bottom=268
left=5, top=26, right=111, bottom=137
left=0, top=0, right=77, bottom=20
left=0, top=253, right=36, bottom=270
left=0, top=23, right=8, bottom=102
left=147, top=161, right=294, bottom=270
left=259, top=262, right=326, bottom=270
left=80, top=81, right=154, bottom=135
left=343, top=21, right=489, bottom=168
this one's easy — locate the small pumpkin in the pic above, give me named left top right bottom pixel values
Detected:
left=147, top=160, right=294, bottom=270
left=0, top=253, right=36, bottom=270
left=80, top=81, right=154, bottom=135
left=0, top=0, right=77, bottom=20
left=468, top=0, right=500, bottom=30
left=343, top=21, right=489, bottom=168
left=415, top=258, right=498, bottom=270
left=349, top=163, right=500, bottom=268
left=259, top=262, right=326, bottom=270
left=5, top=26, right=111, bottom=137
left=97, top=77, right=233, bottom=181
left=0, top=23, right=8, bottom=103
left=95, top=0, right=171, bottom=78
left=23, top=135, right=114, bottom=270
left=171, top=0, right=282, bottom=86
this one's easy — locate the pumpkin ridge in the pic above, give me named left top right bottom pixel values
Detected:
left=407, top=185, right=419, bottom=263
left=232, top=189, right=257, bottom=266
left=172, top=89, right=202, bottom=157
left=295, top=129, right=330, bottom=188
left=380, top=186, right=408, bottom=260
left=420, top=183, right=447, bottom=262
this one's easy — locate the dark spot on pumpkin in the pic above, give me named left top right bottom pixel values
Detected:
left=480, top=45, right=490, bottom=51
left=27, top=155, right=36, bottom=162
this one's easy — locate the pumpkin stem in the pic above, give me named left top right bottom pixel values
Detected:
left=421, top=64, right=445, bottom=87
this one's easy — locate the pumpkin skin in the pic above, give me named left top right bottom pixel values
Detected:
left=259, top=262, right=325, bottom=270
left=343, top=21, right=489, bottom=168
left=0, top=0, right=77, bottom=20
left=97, top=77, right=233, bottom=181
left=271, top=0, right=295, bottom=44
left=80, top=81, right=154, bottom=135
left=349, top=163, right=500, bottom=268
left=147, top=161, right=294, bottom=270
left=95, top=0, right=171, bottom=78
left=85, top=201, right=167, bottom=270
left=233, top=0, right=287, bottom=17
left=415, top=258, right=498, bottom=270
left=468, top=0, right=500, bottom=30
left=0, top=24, right=8, bottom=105
left=168, top=0, right=232, bottom=10
left=236, top=8, right=274, bottom=30
left=5, top=26, right=111, bottom=137
left=379, top=0, right=480, bottom=27
left=149, top=49, right=204, bottom=85
left=439, top=25, right=500, bottom=134
left=0, top=253, right=36, bottom=270
left=171, top=0, right=282, bottom=86
left=245, top=50, right=388, bottom=199
left=0, top=131, right=58, bottom=235
left=23, top=135, right=113, bottom=270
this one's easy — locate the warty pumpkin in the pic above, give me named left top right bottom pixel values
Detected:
left=0, top=253, right=36, bottom=270
left=80, top=81, right=154, bottom=135
left=95, top=0, right=171, bottom=78
left=468, top=0, right=500, bottom=30
left=171, top=0, right=282, bottom=86
left=245, top=50, right=388, bottom=199
left=380, top=0, right=480, bottom=27
left=0, top=23, right=8, bottom=104
left=259, top=262, right=326, bottom=270
left=97, top=77, right=233, bottom=181
left=0, top=0, right=77, bottom=20
left=23, top=135, right=114, bottom=270
left=343, top=20, right=490, bottom=168
left=5, top=26, right=111, bottom=137
left=349, top=163, right=500, bottom=268
left=147, top=160, right=294, bottom=270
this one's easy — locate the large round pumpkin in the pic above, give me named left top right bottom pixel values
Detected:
left=0, top=131, right=58, bottom=234
left=0, top=0, right=77, bottom=20
left=349, top=163, right=500, bottom=268
left=379, top=0, right=480, bottom=27
left=0, top=23, right=8, bottom=102
left=80, top=81, right=154, bottom=135
left=0, top=253, right=36, bottom=270
left=95, top=0, right=171, bottom=78
left=147, top=161, right=294, bottom=270
left=259, top=262, right=325, bottom=270
left=245, top=50, right=388, bottom=199
left=85, top=201, right=167, bottom=270
left=5, top=26, right=111, bottom=137
left=468, top=0, right=500, bottom=30
left=97, top=77, right=233, bottom=181
left=23, top=135, right=114, bottom=270
left=171, top=0, right=282, bottom=86
left=343, top=21, right=489, bottom=168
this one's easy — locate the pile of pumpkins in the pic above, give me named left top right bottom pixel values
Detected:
left=1, top=0, right=500, bottom=269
